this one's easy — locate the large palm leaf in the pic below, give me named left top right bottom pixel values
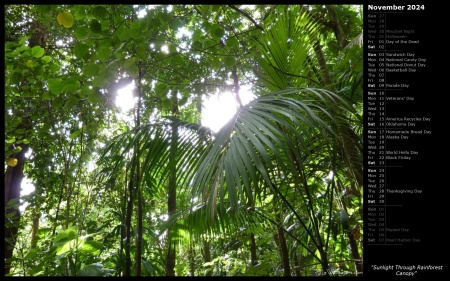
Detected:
left=253, top=5, right=321, bottom=90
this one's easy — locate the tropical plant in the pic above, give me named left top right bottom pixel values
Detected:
left=5, top=4, right=363, bottom=276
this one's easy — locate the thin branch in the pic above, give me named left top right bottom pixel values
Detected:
left=228, top=5, right=264, bottom=31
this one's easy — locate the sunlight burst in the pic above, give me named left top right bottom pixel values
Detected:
left=115, top=82, right=136, bottom=112
left=202, top=85, right=255, bottom=132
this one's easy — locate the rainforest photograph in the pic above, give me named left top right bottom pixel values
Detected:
left=4, top=4, right=363, bottom=276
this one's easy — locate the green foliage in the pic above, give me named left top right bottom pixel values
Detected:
left=5, top=4, right=363, bottom=277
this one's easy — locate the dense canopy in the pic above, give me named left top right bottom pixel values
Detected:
left=4, top=4, right=363, bottom=276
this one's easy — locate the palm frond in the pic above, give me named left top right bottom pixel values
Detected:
left=253, top=5, right=321, bottom=90
left=191, top=87, right=349, bottom=219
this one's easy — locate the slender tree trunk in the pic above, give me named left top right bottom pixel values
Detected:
left=166, top=90, right=179, bottom=276
left=189, top=243, right=195, bottom=276
left=125, top=163, right=134, bottom=276
left=135, top=177, right=142, bottom=276
left=119, top=187, right=127, bottom=276
left=247, top=199, right=258, bottom=266
left=203, top=240, right=212, bottom=276
left=337, top=181, right=363, bottom=275
left=325, top=5, right=349, bottom=49
left=273, top=202, right=291, bottom=276
left=347, top=227, right=363, bottom=275
left=277, top=225, right=291, bottom=276
left=293, top=252, right=302, bottom=276
left=197, top=94, right=213, bottom=277
left=249, top=232, right=258, bottom=266
left=313, top=41, right=333, bottom=87
left=135, top=67, right=143, bottom=277
left=30, top=206, right=40, bottom=249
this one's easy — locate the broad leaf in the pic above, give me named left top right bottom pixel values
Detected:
left=57, top=11, right=74, bottom=28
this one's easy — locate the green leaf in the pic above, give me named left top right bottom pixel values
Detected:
left=48, top=78, right=63, bottom=95
left=211, top=57, right=220, bottom=69
left=34, top=65, right=44, bottom=76
left=49, top=64, right=59, bottom=72
left=81, top=240, right=103, bottom=254
left=70, top=130, right=81, bottom=139
left=130, top=21, right=143, bottom=40
left=83, top=64, right=99, bottom=77
left=5, top=212, right=17, bottom=219
left=192, top=41, right=202, bottom=50
left=19, top=36, right=29, bottom=45
left=88, top=90, right=103, bottom=105
left=118, top=27, right=130, bottom=41
left=223, top=56, right=235, bottom=68
left=154, top=83, right=167, bottom=94
left=35, top=5, right=52, bottom=14
left=168, top=43, right=177, bottom=53
left=53, top=232, right=69, bottom=244
left=56, top=240, right=77, bottom=255
left=92, top=6, right=108, bottom=20
left=41, top=55, right=52, bottom=63
left=97, top=45, right=112, bottom=61
left=62, top=80, right=81, bottom=92
left=57, top=11, right=74, bottom=28
left=6, top=198, right=20, bottom=209
left=123, top=57, right=138, bottom=78
left=130, top=28, right=143, bottom=41
left=66, top=226, right=79, bottom=239
left=25, top=60, right=36, bottom=69
left=15, top=128, right=26, bottom=135
left=241, top=262, right=271, bottom=276
left=64, top=95, right=79, bottom=111
left=212, top=24, right=224, bottom=38
left=10, top=72, right=24, bottom=84
left=27, top=262, right=44, bottom=276
left=135, top=43, right=146, bottom=59
left=43, top=92, right=53, bottom=100
left=90, top=19, right=102, bottom=34
left=162, top=98, right=172, bottom=111
left=226, top=36, right=238, bottom=47
left=92, top=73, right=107, bottom=88
left=75, top=26, right=90, bottom=39
left=78, top=263, right=104, bottom=276
left=24, top=248, right=40, bottom=259
left=204, top=39, right=216, bottom=49
left=31, top=46, right=45, bottom=58
left=73, top=43, right=89, bottom=59
left=192, top=29, right=203, bottom=42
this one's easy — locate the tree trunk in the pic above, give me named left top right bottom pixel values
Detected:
left=118, top=187, right=127, bottom=276
left=4, top=143, right=29, bottom=275
left=347, top=226, right=363, bottom=275
left=135, top=67, right=143, bottom=277
left=277, top=226, right=291, bottom=276
left=326, top=5, right=349, bottom=49
left=203, top=240, right=212, bottom=276
left=273, top=202, right=291, bottom=276
left=249, top=232, right=258, bottom=266
left=125, top=163, right=134, bottom=276
left=293, top=252, right=302, bottom=276
left=189, top=243, right=195, bottom=276
left=30, top=206, right=40, bottom=249
left=197, top=94, right=213, bottom=277
left=166, top=90, right=179, bottom=276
